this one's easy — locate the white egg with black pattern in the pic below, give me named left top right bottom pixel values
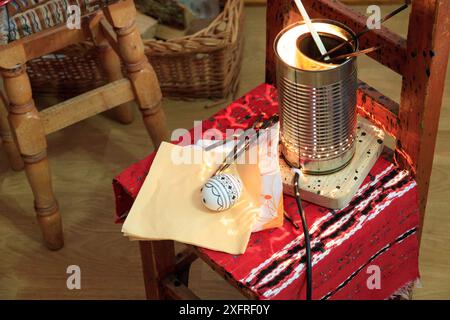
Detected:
left=201, top=173, right=243, bottom=212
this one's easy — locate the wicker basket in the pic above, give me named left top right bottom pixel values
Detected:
left=27, top=0, right=244, bottom=100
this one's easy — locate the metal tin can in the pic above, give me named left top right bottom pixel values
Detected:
left=275, top=19, right=358, bottom=174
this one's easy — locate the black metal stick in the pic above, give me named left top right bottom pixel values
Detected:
left=316, top=3, right=408, bottom=62
left=326, top=46, right=380, bottom=64
left=205, top=115, right=263, bottom=152
left=212, top=115, right=279, bottom=177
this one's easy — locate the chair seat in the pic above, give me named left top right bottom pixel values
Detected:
left=0, top=0, right=119, bottom=43
left=113, top=83, right=420, bottom=300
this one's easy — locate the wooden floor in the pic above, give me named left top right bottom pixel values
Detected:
left=0, top=6, right=449, bottom=300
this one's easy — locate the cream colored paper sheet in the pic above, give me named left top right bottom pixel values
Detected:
left=122, top=142, right=262, bottom=254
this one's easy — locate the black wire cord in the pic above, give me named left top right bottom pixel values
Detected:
left=293, top=171, right=312, bottom=300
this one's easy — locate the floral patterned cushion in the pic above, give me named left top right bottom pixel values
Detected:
left=0, top=0, right=120, bottom=44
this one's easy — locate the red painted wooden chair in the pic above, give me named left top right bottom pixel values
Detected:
left=113, top=0, right=450, bottom=299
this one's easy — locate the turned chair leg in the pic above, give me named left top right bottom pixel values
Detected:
left=103, top=1, right=169, bottom=149
left=1, top=65, right=63, bottom=250
left=0, top=91, right=24, bottom=171
left=97, top=43, right=135, bottom=125
left=140, top=240, right=176, bottom=299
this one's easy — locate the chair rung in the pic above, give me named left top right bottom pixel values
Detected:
left=175, top=248, right=198, bottom=273
left=162, top=275, right=200, bottom=300
left=40, top=79, right=135, bottom=135
left=190, top=245, right=258, bottom=300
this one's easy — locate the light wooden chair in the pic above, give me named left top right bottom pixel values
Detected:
left=137, top=0, right=450, bottom=299
left=0, top=0, right=169, bottom=250
left=0, top=90, right=23, bottom=171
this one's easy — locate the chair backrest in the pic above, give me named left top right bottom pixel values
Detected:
left=265, top=0, right=450, bottom=239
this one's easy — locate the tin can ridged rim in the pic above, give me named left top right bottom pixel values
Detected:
left=273, top=19, right=359, bottom=74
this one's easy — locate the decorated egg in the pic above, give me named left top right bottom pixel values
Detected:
left=201, top=173, right=243, bottom=212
